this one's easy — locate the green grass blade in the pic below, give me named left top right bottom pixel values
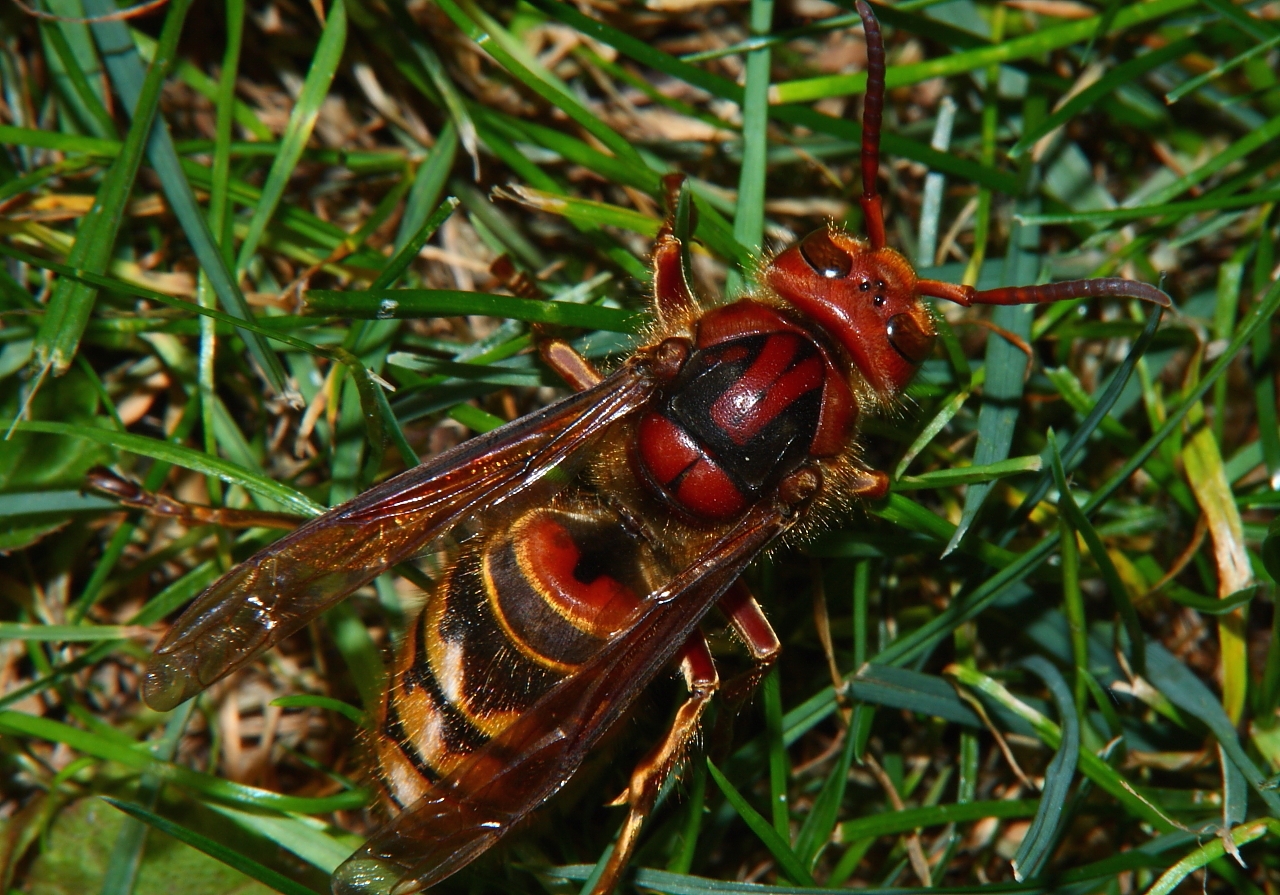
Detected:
left=271, top=695, right=368, bottom=729
left=705, top=759, right=815, bottom=887
left=1049, top=437, right=1145, bottom=673
left=375, top=197, right=460, bottom=290
left=10, top=420, right=322, bottom=516
left=393, top=126, right=458, bottom=251
left=894, top=388, right=970, bottom=478
left=498, top=185, right=659, bottom=237
left=234, top=0, right=347, bottom=275
left=207, top=802, right=359, bottom=875
left=1166, top=32, right=1280, bottom=104
left=0, top=712, right=368, bottom=812
left=916, top=97, right=956, bottom=265
left=1057, top=516, right=1088, bottom=713
left=39, top=18, right=116, bottom=139
left=896, top=455, right=1041, bottom=490
left=942, top=300, right=1032, bottom=553
left=0, top=490, right=114, bottom=516
left=848, top=665, right=984, bottom=728
left=0, top=124, right=117, bottom=156
left=447, top=403, right=505, bottom=434
left=1018, top=187, right=1280, bottom=225
left=0, top=623, right=143, bottom=641
left=761, top=666, right=790, bottom=840
left=1145, top=643, right=1280, bottom=815
left=1010, top=656, right=1079, bottom=881
left=839, top=798, right=1038, bottom=842
left=32, top=0, right=193, bottom=377
left=304, top=288, right=642, bottom=332
left=1011, top=39, right=1194, bottom=158
left=1144, top=820, right=1280, bottom=895
left=1012, top=306, right=1163, bottom=525
left=1162, top=585, right=1257, bottom=615
left=726, top=0, right=774, bottom=296
left=84, top=0, right=291, bottom=397
left=1200, top=0, right=1278, bottom=40
left=324, top=600, right=385, bottom=711
left=102, top=798, right=326, bottom=895
left=665, top=760, right=707, bottom=875
left=793, top=714, right=857, bottom=868
left=773, top=0, right=1199, bottom=103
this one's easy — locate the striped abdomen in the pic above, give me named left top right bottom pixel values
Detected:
left=377, top=505, right=657, bottom=807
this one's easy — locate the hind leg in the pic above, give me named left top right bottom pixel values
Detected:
left=590, top=632, right=718, bottom=895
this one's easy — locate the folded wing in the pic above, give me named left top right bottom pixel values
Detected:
left=145, top=365, right=656, bottom=712
left=333, top=496, right=795, bottom=895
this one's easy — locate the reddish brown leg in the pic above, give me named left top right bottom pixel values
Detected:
left=851, top=465, right=891, bottom=501
left=917, top=276, right=1170, bottom=309
left=856, top=0, right=887, bottom=251
left=538, top=339, right=602, bottom=392
left=717, top=580, right=781, bottom=707
left=652, top=173, right=698, bottom=325
left=489, top=254, right=606, bottom=392
left=87, top=467, right=302, bottom=530
left=592, top=632, right=719, bottom=895
left=489, top=254, right=543, bottom=300
left=719, top=581, right=780, bottom=662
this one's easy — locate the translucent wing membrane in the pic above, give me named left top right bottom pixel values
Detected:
left=144, top=365, right=656, bottom=712
left=333, top=497, right=795, bottom=895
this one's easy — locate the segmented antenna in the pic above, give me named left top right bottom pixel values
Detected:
left=916, top=277, right=1171, bottom=308
left=855, top=0, right=887, bottom=251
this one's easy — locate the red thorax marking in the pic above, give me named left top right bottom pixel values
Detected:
left=697, top=301, right=857, bottom=458
left=709, top=334, right=824, bottom=446
left=636, top=414, right=748, bottom=520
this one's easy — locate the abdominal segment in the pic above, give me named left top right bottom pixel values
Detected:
left=376, top=504, right=659, bottom=808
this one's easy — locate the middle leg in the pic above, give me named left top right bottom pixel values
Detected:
left=717, top=580, right=782, bottom=707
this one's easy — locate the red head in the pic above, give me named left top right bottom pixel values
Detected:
left=765, top=228, right=936, bottom=396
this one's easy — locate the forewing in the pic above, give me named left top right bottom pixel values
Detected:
left=332, top=498, right=795, bottom=895
left=144, top=366, right=655, bottom=711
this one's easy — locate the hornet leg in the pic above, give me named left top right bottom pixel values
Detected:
left=591, top=632, right=719, bottom=895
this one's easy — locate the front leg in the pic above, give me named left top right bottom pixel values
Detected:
left=652, top=173, right=698, bottom=325
left=521, top=173, right=705, bottom=393
left=488, top=254, right=604, bottom=393
left=591, top=632, right=719, bottom=895
left=539, top=338, right=602, bottom=392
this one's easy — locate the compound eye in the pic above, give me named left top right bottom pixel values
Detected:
left=798, top=230, right=853, bottom=279
left=887, top=312, right=935, bottom=365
